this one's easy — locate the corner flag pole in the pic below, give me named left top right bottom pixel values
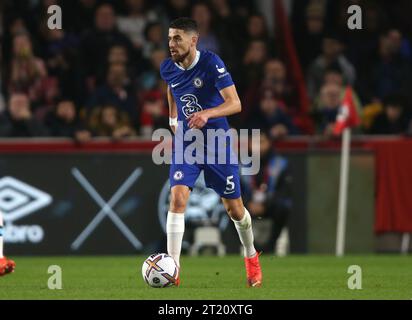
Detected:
left=336, top=127, right=351, bottom=257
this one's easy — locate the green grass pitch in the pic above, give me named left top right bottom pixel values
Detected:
left=1, top=255, right=411, bottom=300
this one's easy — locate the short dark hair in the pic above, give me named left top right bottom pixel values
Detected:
left=325, top=61, right=343, bottom=75
left=169, top=17, right=198, bottom=33
left=323, top=29, right=345, bottom=44
left=55, top=97, right=75, bottom=105
left=144, top=21, right=162, bottom=39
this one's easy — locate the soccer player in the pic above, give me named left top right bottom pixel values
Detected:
left=160, top=17, right=262, bottom=287
left=0, top=211, right=15, bottom=276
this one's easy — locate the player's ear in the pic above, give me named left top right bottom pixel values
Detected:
left=191, top=33, right=198, bottom=47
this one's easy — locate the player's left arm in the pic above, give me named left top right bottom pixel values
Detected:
left=188, top=85, right=241, bottom=129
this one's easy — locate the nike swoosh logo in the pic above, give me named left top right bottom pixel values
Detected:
left=216, top=65, right=226, bottom=73
left=171, top=83, right=180, bottom=88
left=223, top=190, right=235, bottom=195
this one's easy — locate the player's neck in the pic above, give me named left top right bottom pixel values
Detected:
left=179, top=49, right=197, bottom=70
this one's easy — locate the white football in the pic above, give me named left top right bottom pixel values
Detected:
left=142, top=253, right=179, bottom=288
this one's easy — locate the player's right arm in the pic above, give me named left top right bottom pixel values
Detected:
left=167, top=85, right=178, bottom=134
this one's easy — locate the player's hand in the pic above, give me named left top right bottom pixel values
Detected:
left=187, top=110, right=210, bottom=129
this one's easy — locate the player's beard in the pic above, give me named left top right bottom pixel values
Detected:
left=171, top=48, right=190, bottom=63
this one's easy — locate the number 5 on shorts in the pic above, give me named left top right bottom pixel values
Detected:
left=226, top=175, right=234, bottom=191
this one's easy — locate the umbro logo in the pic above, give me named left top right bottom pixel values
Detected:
left=216, top=65, right=226, bottom=73
left=0, top=176, right=52, bottom=222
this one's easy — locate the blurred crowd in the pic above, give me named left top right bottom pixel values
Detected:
left=1, top=0, right=412, bottom=140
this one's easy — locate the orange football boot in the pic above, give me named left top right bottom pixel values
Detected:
left=0, top=257, right=15, bottom=277
left=244, top=252, right=262, bottom=287
left=175, top=265, right=180, bottom=287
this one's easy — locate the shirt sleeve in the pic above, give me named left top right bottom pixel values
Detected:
left=159, top=60, right=168, bottom=83
left=210, top=53, right=234, bottom=91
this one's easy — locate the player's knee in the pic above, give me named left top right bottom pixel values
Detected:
left=170, top=191, right=188, bottom=212
left=227, top=206, right=245, bottom=221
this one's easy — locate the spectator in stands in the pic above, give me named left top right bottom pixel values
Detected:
left=142, top=22, right=167, bottom=59
left=139, top=90, right=168, bottom=138
left=107, top=45, right=129, bottom=65
left=8, top=32, right=50, bottom=107
left=100, top=44, right=137, bottom=86
left=250, top=89, right=298, bottom=139
left=246, top=14, right=269, bottom=41
left=358, top=29, right=412, bottom=103
left=87, top=62, right=138, bottom=122
left=262, top=59, right=293, bottom=106
left=3, top=17, right=29, bottom=64
left=0, top=93, right=49, bottom=137
left=369, top=94, right=411, bottom=135
left=164, top=0, right=191, bottom=22
left=80, top=3, right=134, bottom=87
left=88, top=104, right=136, bottom=139
left=386, top=28, right=412, bottom=61
left=243, top=39, right=268, bottom=68
left=336, top=2, right=384, bottom=69
left=8, top=17, right=29, bottom=38
left=69, top=0, right=98, bottom=33
left=313, top=82, right=341, bottom=135
left=209, top=0, right=245, bottom=69
left=294, top=2, right=325, bottom=71
left=241, top=130, right=292, bottom=253
left=3, top=0, right=412, bottom=140
left=245, top=14, right=274, bottom=56
left=45, top=98, right=91, bottom=141
left=242, top=58, right=291, bottom=124
left=138, top=48, right=167, bottom=91
left=192, top=2, right=221, bottom=54
left=306, top=33, right=356, bottom=100
left=32, top=0, right=62, bottom=53
left=43, top=28, right=80, bottom=102
left=0, top=94, right=5, bottom=114
left=313, top=66, right=362, bottom=112
left=116, top=0, right=158, bottom=50
left=0, top=49, right=4, bottom=113
left=322, top=66, right=345, bottom=87
left=240, top=39, right=268, bottom=94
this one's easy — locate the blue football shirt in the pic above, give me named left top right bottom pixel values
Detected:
left=160, top=49, right=234, bottom=133
left=161, top=50, right=241, bottom=197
